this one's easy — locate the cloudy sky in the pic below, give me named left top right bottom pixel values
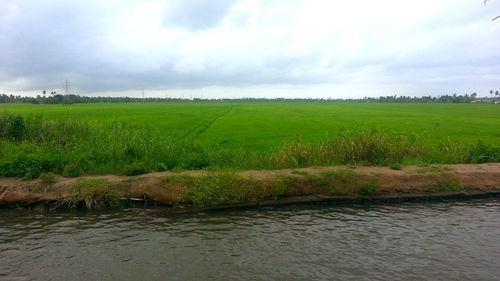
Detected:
left=1, top=0, right=499, bottom=98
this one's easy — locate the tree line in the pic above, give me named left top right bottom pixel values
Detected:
left=0, top=92, right=498, bottom=104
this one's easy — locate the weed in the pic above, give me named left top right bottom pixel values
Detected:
left=40, top=172, right=57, bottom=185
left=186, top=173, right=249, bottom=207
left=269, top=177, right=289, bottom=198
left=467, top=141, right=500, bottom=163
left=358, top=180, right=379, bottom=195
left=67, top=179, right=121, bottom=209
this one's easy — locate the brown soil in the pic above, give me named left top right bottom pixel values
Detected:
left=1, top=163, right=499, bottom=210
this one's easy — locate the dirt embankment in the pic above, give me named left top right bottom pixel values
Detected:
left=1, top=164, right=499, bottom=211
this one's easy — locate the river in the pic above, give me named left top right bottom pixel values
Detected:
left=1, top=199, right=499, bottom=281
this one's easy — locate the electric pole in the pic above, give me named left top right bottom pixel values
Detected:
left=64, top=79, right=70, bottom=95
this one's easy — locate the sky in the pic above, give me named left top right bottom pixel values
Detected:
left=1, top=0, right=499, bottom=99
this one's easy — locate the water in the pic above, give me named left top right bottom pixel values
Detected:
left=1, top=199, right=499, bottom=281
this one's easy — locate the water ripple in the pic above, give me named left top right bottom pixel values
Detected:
left=0, top=199, right=499, bottom=280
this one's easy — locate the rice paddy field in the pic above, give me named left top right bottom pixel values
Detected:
left=1, top=102, right=499, bottom=178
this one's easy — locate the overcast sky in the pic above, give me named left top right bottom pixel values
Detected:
left=1, top=0, right=499, bottom=98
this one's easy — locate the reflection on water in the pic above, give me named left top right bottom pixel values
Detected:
left=1, top=199, right=499, bottom=281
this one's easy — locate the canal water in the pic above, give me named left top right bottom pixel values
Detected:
left=1, top=199, right=499, bottom=281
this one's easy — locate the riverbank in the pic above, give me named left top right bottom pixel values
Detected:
left=1, top=163, right=499, bottom=211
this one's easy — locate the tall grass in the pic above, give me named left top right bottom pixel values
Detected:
left=0, top=113, right=499, bottom=179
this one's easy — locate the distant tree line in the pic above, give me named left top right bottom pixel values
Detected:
left=0, top=92, right=499, bottom=104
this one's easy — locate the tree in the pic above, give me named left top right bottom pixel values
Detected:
left=496, top=90, right=499, bottom=96
left=490, top=89, right=494, bottom=98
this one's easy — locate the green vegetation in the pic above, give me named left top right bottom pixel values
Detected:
left=413, top=165, right=454, bottom=174
left=185, top=173, right=250, bottom=207
left=1, top=103, right=499, bottom=179
left=389, top=163, right=402, bottom=170
left=65, top=179, right=121, bottom=209
left=301, top=170, right=380, bottom=196
left=359, top=180, right=380, bottom=196
left=40, top=172, right=56, bottom=185
left=8, top=168, right=495, bottom=210
left=162, top=170, right=379, bottom=207
left=422, top=180, right=463, bottom=193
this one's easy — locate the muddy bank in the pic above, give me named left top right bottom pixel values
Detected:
left=1, top=163, right=499, bottom=211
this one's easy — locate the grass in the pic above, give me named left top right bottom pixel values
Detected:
left=40, top=172, right=56, bottom=185
left=23, top=169, right=488, bottom=210
left=0, top=103, right=499, bottom=179
left=413, top=165, right=454, bottom=174
left=161, top=170, right=379, bottom=207
left=65, top=179, right=121, bottom=209
left=389, top=163, right=402, bottom=170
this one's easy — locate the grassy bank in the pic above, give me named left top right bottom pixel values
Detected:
left=1, top=164, right=499, bottom=210
left=1, top=110, right=500, bottom=179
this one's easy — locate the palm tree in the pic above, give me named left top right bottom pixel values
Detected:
left=490, top=90, right=494, bottom=98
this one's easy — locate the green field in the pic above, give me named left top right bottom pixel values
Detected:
left=1, top=103, right=499, bottom=178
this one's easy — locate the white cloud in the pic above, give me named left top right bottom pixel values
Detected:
left=0, top=0, right=499, bottom=97
left=173, top=57, right=206, bottom=74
